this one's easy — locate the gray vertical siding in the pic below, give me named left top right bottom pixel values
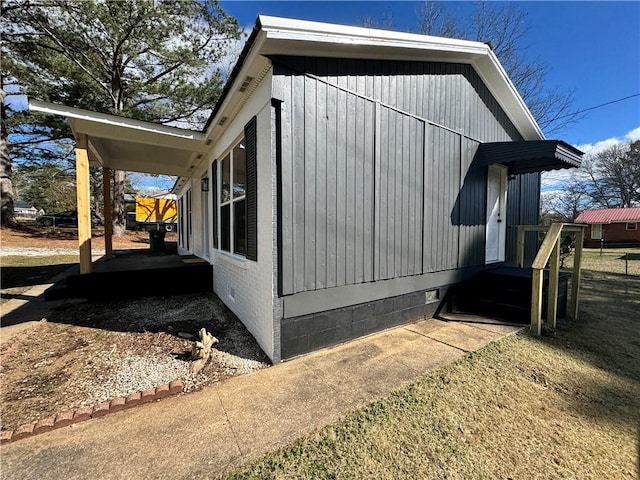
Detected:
left=273, top=57, right=534, bottom=296
left=278, top=63, right=379, bottom=293
left=506, top=172, right=541, bottom=261
left=286, top=58, right=523, bottom=143
left=423, top=127, right=461, bottom=273
left=375, top=106, right=425, bottom=281
left=457, top=137, right=486, bottom=268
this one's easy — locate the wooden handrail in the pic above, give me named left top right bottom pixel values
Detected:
left=516, top=223, right=586, bottom=335
left=530, top=223, right=563, bottom=334
left=532, top=223, right=564, bottom=269
left=517, top=224, right=586, bottom=232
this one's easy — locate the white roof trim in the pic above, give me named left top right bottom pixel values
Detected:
left=259, top=16, right=489, bottom=55
left=252, top=16, right=544, bottom=141
left=29, top=99, right=207, bottom=141
left=202, top=31, right=268, bottom=139
left=28, top=99, right=207, bottom=177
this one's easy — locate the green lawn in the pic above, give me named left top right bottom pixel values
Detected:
left=225, top=261, right=639, bottom=479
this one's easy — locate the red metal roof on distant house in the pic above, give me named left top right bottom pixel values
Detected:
left=575, top=207, right=640, bottom=224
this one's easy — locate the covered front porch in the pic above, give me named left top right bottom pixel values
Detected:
left=29, top=99, right=211, bottom=279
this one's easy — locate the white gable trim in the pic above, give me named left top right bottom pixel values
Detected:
left=229, top=16, right=544, bottom=141
left=29, top=99, right=209, bottom=176
left=188, top=13, right=547, bottom=174
left=29, top=99, right=206, bottom=142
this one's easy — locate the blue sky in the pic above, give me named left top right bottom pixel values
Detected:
left=220, top=1, right=640, bottom=150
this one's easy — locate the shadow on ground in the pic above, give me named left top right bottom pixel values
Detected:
left=45, top=291, right=270, bottom=364
left=7, top=222, right=106, bottom=240
left=1, top=264, right=77, bottom=290
left=522, top=269, right=640, bottom=430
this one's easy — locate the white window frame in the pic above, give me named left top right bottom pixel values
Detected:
left=216, top=136, right=247, bottom=257
left=625, top=222, right=638, bottom=231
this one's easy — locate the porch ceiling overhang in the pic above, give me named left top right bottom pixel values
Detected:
left=29, top=100, right=209, bottom=177
left=478, top=140, right=584, bottom=175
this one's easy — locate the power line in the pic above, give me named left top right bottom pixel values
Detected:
left=555, top=93, right=640, bottom=120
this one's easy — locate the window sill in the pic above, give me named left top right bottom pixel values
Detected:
left=215, top=249, right=249, bottom=269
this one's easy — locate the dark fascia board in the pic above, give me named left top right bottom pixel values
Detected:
left=202, top=17, right=263, bottom=132
left=479, top=140, right=584, bottom=175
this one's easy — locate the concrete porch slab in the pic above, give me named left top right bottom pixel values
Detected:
left=406, top=319, right=504, bottom=352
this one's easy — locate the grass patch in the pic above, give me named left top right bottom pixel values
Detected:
left=0, top=255, right=78, bottom=303
left=564, top=247, right=640, bottom=276
left=226, top=267, right=639, bottom=479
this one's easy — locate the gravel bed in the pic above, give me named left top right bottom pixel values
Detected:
left=1, top=292, right=271, bottom=430
left=81, top=350, right=190, bottom=404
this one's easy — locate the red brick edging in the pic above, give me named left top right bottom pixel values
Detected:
left=0, top=380, right=184, bottom=445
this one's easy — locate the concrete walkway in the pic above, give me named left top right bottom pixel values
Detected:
left=1, top=257, right=99, bottom=336
left=1, top=278, right=68, bottom=340
left=1, top=317, right=522, bottom=479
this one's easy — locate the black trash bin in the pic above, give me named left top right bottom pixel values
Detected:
left=149, top=229, right=166, bottom=252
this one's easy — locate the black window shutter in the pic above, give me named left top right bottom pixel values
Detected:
left=245, top=116, right=258, bottom=261
left=212, top=161, right=218, bottom=249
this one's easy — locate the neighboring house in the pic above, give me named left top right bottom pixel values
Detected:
left=575, top=207, right=640, bottom=247
left=14, top=199, right=38, bottom=218
left=30, top=16, right=583, bottom=363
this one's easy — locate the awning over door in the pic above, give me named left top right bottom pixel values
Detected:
left=478, top=140, right=584, bottom=175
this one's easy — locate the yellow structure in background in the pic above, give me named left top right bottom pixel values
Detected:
left=135, top=197, right=177, bottom=224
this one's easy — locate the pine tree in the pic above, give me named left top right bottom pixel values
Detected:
left=1, top=0, right=240, bottom=232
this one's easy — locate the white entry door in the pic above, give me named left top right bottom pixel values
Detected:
left=486, top=165, right=507, bottom=263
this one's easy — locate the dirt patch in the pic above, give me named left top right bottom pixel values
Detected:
left=0, top=292, right=270, bottom=431
left=1, top=223, right=176, bottom=252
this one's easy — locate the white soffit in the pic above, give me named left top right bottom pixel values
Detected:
left=202, top=35, right=270, bottom=141
left=88, top=136, right=197, bottom=176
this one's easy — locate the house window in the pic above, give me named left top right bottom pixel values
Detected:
left=178, top=196, right=184, bottom=248
left=219, top=139, right=247, bottom=256
left=186, top=188, right=192, bottom=251
left=626, top=222, right=638, bottom=231
left=212, top=116, right=257, bottom=261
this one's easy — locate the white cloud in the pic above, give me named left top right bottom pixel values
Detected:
left=129, top=173, right=176, bottom=194
left=211, top=24, right=253, bottom=81
left=624, top=126, right=640, bottom=142
left=574, top=124, right=640, bottom=156
left=541, top=167, right=587, bottom=191
left=541, top=124, right=640, bottom=190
